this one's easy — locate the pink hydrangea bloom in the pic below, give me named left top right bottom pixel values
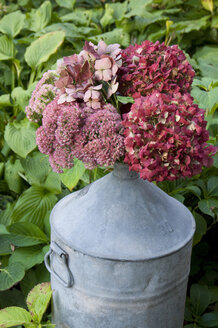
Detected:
left=26, top=71, right=58, bottom=122
left=123, top=92, right=216, bottom=182
left=36, top=99, right=125, bottom=173
left=118, top=40, right=195, bottom=100
left=55, top=41, right=122, bottom=109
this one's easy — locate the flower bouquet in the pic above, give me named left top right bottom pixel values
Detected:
left=26, top=40, right=216, bottom=182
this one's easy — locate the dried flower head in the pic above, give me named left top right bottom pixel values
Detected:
left=123, top=92, right=216, bottom=182
left=119, top=40, right=195, bottom=100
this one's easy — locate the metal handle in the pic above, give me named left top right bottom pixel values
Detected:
left=44, top=242, right=73, bottom=288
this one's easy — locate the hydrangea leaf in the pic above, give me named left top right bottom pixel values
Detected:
left=0, top=11, right=25, bottom=38
left=26, top=282, right=52, bottom=322
left=25, top=31, right=65, bottom=69
left=4, top=119, right=37, bottom=158
left=0, top=306, right=31, bottom=327
left=0, top=262, right=26, bottom=291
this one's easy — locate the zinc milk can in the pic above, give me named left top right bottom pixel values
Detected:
left=45, top=163, right=195, bottom=328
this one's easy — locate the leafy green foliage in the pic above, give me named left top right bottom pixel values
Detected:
left=25, top=31, right=65, bottom=69
left=0, top=1, right=217, bottom=326
left=0, top=283, right=53, bottom=327
left=4, top=119, right=37, bottom=158
left=0, top=11, right=25, bottom=38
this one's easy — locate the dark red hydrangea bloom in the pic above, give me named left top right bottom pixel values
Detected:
left=123, top=92, right=216, bottom=182
left=118, top=40, right=195, bottom=100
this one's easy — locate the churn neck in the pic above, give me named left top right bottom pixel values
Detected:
left=112, top=163, right=139, bottom=180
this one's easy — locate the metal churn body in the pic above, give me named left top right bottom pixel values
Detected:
left=45, top=163, right=195, bottom=328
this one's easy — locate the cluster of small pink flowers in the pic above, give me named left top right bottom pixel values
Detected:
left=26, top=71, right=58, bottom=123
left=55, top=40, right=122, bottom=109
left=118, top=40, right=195, bottom=99
left=36, top=99, right=125, bottom=172
left=123, top=92, right=216, bottom=182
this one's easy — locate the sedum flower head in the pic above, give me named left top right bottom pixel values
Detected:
left=26, top=70, right=58, bottom=123
left=123, top=92, right=216, bottom=182
left=36, top=99, right=125, bottom=173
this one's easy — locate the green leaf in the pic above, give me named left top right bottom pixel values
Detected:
left=26, top=282, right=52, bottom=322
left=125, top=0, right=153, bottom=18
left=209, top=287, right=218, bottom=304
left=173, top=193, right=185, bottom=203
left=11, top=86, right=33, bottom=112
left=185, top=186, right=202, bottom=199
left=0, top=262, right=25, bottom=291
left=89, top=28, right=130, bottom=48
left=100, top=4, right=114, bottom=28
left=193, top=212, right=207, bottom=246
left=61, top=9, right=92, bottom=26
left=25, top=31, right=65, bottom=69
left=60, top=159, right=86, bottom=191
left=0, top=235, right=13, bottom=255
left=0, top=306, right=31, bottom=327
left=190, top=284, right=211, bottom=316
left=0, top=289, right=26, bottom=309
left=198, top=199, right=218, bottom=218
left=191, top=86, right=218, bottom=112
left=171, top=16, right=209, bottom=34
left=0, top=35, right=15, bottom=60
left=0, top=162, right=4, bottom=178
left=5, top=158, right=24, bottom=194
left=9, top=245, right=49, bottom=270
left=21, top=153, right=62, bottom=194
left=11, top=186, right=57, bottom=228
left=0, top=94, right=12, bottom=107
left=0, top=203, right=14, bottom=226
left=4, top=119, right=37, bottom=158
left=55, top=0, right=75, bottom=9
left=117, top=96, right=134, bottom=104
left=207, top=177, right=218, bottom=197
left=212, top=15, right=218, bottom=28
left=201, top=0, right=213, bottom=13
left=194, top=46, right=218, bottom=79
left=0, top=10, right=25, bottom=38
left=26, top=1, right=52, bottom=32
left=198, top=312, right=218, bottom=327
left=7, top=222, right=48, bottom=246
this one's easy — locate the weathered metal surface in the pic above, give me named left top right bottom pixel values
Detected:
left=46, top=163, right=195, bottom=328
